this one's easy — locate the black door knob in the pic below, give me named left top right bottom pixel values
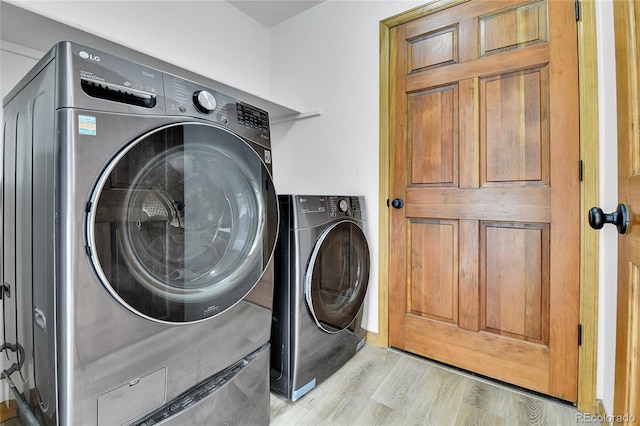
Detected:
left=588, top=203, right=629, bottom=234
left=391, top=198, right=404, bottom=209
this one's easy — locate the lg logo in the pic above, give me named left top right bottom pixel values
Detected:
left=79, top=51, right=100, bottom=62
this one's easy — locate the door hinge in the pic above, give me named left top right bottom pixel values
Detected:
left=575, top=0, right=581, bottom=21
left=579, top=160, right=583, bottom=182
left=578, top=324, right=583, bottom=346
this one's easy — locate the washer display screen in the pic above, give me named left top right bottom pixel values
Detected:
left=87, top=123, right=277, bottom=323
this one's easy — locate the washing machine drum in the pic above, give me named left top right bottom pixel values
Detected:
left=87, top=122, right=277, bottom=323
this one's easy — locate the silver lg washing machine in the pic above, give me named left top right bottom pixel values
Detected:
left=270, top=195, right=370, bottom=401
left=2, top=41, right=277, bottom=425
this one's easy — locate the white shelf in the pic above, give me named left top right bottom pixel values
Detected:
left=271, top=109, right=322, bottom=125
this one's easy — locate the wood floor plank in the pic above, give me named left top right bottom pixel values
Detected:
left=270, top=344, right=589, bottom=426
left=350, top=399, right=395, bottom=426
left=310, top=350, right=400, bottom=425
left=370, top=353, right=439, bottom=409
left=418, top=371, right=468, bottom=425
left=454, top=405, right=508, bottom=426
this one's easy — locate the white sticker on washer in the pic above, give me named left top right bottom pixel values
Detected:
left=264, top=149, right=272, bottom=164
left=79, top=115, right=96, bottom=136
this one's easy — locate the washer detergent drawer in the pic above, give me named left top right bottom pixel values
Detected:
left=97, top=367, right=167, bottom=426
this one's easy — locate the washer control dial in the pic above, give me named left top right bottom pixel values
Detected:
left=193, top=90, right=217, bottom=114
left=338, top=199, right=349, bottom=213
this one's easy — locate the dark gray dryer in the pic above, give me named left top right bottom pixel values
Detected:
left=271, top=195, right=370, bottom=401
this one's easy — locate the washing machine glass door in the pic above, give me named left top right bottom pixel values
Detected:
left=87, top=122, right=278, bottom=323
left=305, top=220, right=370, bottom=333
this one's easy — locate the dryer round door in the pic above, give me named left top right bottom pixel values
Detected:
left=304, top=220, right=370, bottom=333
left=86, top=122, right=278, bottom=323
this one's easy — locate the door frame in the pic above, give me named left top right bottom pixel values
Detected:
left=378, top=0, right=600, bottom=413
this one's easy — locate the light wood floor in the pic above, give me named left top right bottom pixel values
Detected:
left=0, top=343, right=593, bottom=425
left=270, top=343, right=593, bottom=426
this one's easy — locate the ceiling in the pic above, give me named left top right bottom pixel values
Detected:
left=227, top=0, right=325, bottom=27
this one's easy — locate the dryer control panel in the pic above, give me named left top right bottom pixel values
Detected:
left=328, top=196, right=361, bottom=218
left=293, top=195, right=366, bottom=228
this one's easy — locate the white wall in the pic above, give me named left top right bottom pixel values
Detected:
left=595, top=0, right=618, bottom=416
left=269, top=0, right=424, bottom=333
left=1, top=42, right=41, bottom=97
left=3, top=0, right=272, bottom=99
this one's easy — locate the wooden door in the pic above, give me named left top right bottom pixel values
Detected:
left=613, top=1, right=640, bottom=422
left=389, top=0, right=580, bottom=401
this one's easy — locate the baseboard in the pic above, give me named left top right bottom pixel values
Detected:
left=365, top=331, right=379, bottom=346
left=576, top=399, right=611, bottom=425
left=596, top=399, right=610, bottom=426
left=0, top=400, right=17, bottom=422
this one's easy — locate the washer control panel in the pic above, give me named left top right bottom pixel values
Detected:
left=164, top=73, right=233, bottom=120
left=66, top=42, right=271, bottom=148
left=163, top=73, right=271, bottom=147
